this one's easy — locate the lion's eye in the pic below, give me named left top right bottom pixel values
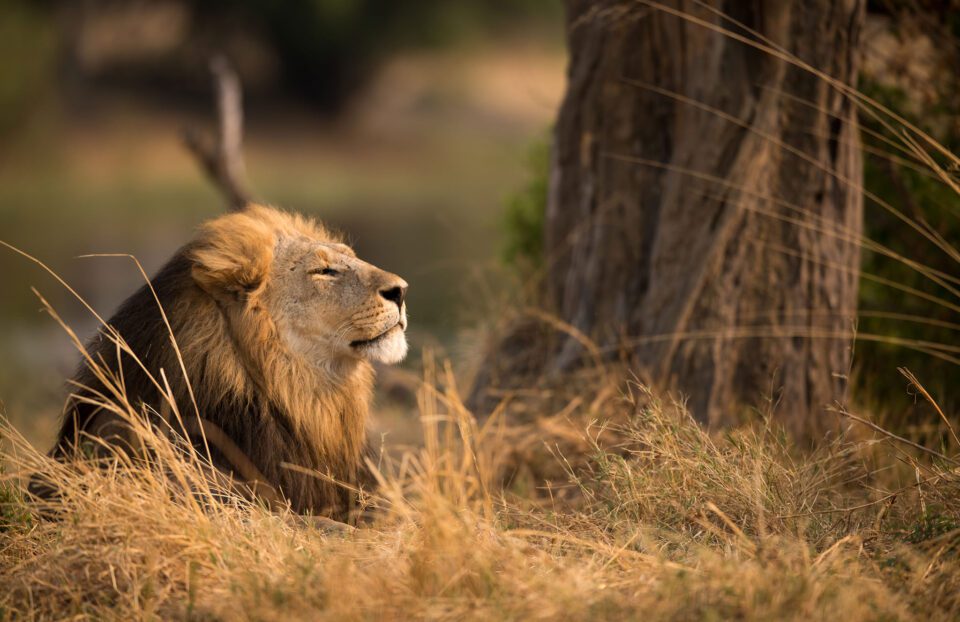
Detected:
left=309, top=267, right=339, bottom=277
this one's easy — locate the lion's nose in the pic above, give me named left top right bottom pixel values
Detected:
left=380, top=284, right=407, bottom=309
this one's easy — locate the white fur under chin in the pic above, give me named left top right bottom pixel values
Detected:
left=360, top=328, right=408, bottom=364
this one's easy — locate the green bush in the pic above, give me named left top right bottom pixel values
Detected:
left=857, top=78, right=960, bottom=414
left=502, top=134, right=550, bottom=270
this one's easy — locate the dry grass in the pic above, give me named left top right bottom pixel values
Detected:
left=2, top=356, right=958, bottom=620
left=3, top=5, right=960, bottom=619
left=1, top=198, right=959, bottom=621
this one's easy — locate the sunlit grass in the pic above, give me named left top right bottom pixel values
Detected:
left=2, top=357, right=958, bottom=620
left=1, top=241, right=956, bottom=619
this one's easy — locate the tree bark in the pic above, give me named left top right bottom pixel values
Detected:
left=475, top=0, right=865, bottom=436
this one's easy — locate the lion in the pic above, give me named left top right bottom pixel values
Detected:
left=36, top=204, right=408, bottom=521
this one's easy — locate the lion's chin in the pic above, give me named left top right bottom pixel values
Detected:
left=354, top=325, right=408, bottom=365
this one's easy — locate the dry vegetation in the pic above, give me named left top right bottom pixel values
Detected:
left=2, top=124, right=960, bottom=622
left=1, top=336, right=958, bottom=620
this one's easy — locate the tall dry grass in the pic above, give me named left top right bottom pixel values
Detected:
left=1, top=347, right=958, bottom=620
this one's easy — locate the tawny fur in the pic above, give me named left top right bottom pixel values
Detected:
left=42, top=205, right=407, bottom=519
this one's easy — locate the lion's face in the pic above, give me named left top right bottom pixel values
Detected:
left=190, top=205, right=409, bottom=369
left=269, top=236, right=409, bottom=365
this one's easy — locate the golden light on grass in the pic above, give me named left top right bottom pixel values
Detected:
left=1, top=314, right=959, bottom=618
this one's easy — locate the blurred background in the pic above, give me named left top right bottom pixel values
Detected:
left=1, top=1, right=957, bottom=446
left=0, top=0, right=564, bottom=445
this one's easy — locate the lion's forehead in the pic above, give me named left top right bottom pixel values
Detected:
left=274, top=236, right=357, bottom=266
left=315, top=242, right=356, bottom=258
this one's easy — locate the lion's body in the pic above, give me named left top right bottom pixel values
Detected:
left=47, top=205, right=408, bottom=519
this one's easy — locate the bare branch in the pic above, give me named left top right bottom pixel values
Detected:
left=182, top=55, right=252, bottom=211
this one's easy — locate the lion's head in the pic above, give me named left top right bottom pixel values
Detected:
left=190, top=204, right=409, bottom=369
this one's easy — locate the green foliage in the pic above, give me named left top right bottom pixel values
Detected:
left=857, top=78, right=960, bottom=413
left=905, top=513, right=960, bottom=545
left=502, top=134, right=550, bottom=269
left=0, top=483, right=31, bottom=533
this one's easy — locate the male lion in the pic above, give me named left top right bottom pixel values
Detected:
left=37, top=204, right=408, bottom=521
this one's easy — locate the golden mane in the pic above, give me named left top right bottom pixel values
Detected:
left=47, top=205, right=379, bottom=519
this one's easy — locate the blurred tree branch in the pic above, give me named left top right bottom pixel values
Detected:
left=182, top=55, right=251, bottom=211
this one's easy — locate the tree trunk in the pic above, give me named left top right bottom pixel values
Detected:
left=475, top=0, right=865, bottom=436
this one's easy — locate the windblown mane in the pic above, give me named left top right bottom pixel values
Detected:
left=50, top=206, right=375, bottom=518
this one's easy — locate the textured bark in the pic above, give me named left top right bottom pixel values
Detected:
left=475, top=0, right=865, bottom=436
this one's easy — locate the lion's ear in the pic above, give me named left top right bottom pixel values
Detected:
left=190, top=212, right=275, bottom=299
